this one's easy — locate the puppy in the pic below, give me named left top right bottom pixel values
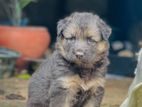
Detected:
left=27, top=12, right=111, bottom=107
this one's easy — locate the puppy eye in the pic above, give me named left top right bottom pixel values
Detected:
left=65, top=36, right=76, bottom=41
left=86, top=37, right=96, bottom=43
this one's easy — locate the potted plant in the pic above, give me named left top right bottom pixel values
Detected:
left=0, top=0, right=51, bottom=68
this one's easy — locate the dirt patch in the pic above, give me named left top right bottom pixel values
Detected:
left=102, top=77, right=132, bottom=107
left=0, top=77, right=132, bottom=107
left=6, top=94, right=25, bottom=100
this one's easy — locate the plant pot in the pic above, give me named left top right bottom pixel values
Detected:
left=0, top=26, right=50, bottom=68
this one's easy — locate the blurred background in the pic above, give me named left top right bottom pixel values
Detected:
left=0, top=0, right=142, bottom=107
left=0, top=0, right=142, bottom=78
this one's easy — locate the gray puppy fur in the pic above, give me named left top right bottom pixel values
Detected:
left=27, top=12, right=111, bottom=107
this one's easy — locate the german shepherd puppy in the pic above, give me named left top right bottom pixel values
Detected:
left=27, top=12, right=111, bottom=107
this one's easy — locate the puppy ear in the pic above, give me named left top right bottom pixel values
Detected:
left=57, top=16, right=71, bottom=40
left=95, top=15, right=112, bottom=40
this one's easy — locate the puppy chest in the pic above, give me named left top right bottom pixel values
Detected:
left=58, top=75, right=105, bottom=92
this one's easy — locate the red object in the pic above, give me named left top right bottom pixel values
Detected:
left=0, top=26, right=50, bottom=66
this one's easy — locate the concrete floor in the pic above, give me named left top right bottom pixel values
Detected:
left=0, top=76, right=132, bottom=107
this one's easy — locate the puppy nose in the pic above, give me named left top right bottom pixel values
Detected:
left=75, top=50, right=84, bottom=58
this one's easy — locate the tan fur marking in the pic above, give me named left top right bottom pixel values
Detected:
left=58, top=75, right=105, bottom=92
left=97, top=41, right=108, bottom=53
left=57, top=75, right=80, bottom=107
left=58, top=75, right=81, bottom=89
left=86, top=26, right=101, bottom=42
left=58, top=75, right=105, bottom=107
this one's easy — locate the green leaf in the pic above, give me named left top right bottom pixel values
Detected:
left=19, top=0, right=37, bottom=9
left=16, top=73, right=31, bottom=80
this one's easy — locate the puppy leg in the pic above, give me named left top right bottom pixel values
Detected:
left=83, top=87, right=104, bottom=107
left=49, top=79, right=79, bottom=107
left=27, top=101, right=43, bottom=107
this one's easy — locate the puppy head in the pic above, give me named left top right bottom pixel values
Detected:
left=56, top=12, right=111, bottom=68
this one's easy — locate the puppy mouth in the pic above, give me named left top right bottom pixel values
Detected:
left=75, top=55, right=94, bottom=63
left=75, top=58, right=92, bottom=66
left=76, top=61, right=94, bottom=68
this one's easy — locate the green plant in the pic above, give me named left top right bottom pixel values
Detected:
left=14, top=0, right=37, bottom=26
left=0, top=0, right=36, bottom=26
